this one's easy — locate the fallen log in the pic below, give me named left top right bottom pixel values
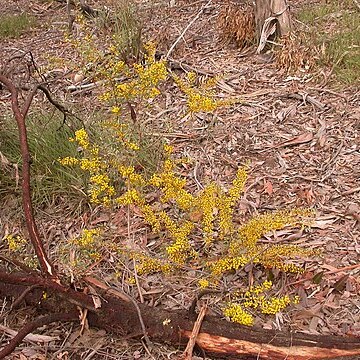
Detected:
left=1, top=272, right=360, bottom=360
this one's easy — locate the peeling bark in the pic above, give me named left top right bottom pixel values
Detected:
left=254, top=0, right=291, bottom=50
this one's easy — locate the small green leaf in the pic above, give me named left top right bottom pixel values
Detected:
left=312, top=271, right=324, bottom=284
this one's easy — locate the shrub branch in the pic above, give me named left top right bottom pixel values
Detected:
left=0, top=75, right=58, bottom=278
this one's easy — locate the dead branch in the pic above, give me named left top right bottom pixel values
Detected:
left=181, top=304, right=207, bottom=360
left=1, top=277, right=360, bottom=360
left=0, top=270, right=95, bottom=311
left=0, top=312, right=79, bottom=359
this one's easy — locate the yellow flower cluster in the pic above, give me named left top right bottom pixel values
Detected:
left=103, top=122, right=140, bottom=152
left=223, top=303, right=254, bottom=326
left=258, top=295, right=292, bottom=315
left=198, top=279, right=210, bottom=289
left=100, top=41, right=167, bottom=105
left=133, top=253, right=171, bottom=275
left=59, top=156, right=79, bottom=166
left=196, top=183, right=218, bottom=244
left=217, top=167, right=248, bottom=239
left=59, top=228, right=103, bottom=273
left=60, top=128, right=116, bottom=205
left=173, top=73, right=234, bottom=113
left=89, top=174, right=115, bottom=205
left=4, top=234, right=27, bottom=252
left=111, top=106, right=121, bottom=114
left=163, top=144, right=174, bottom=156
left=116, top=188, right=144, bottom=206
left=160, top=212, right=195, bottom=264
left=260, top=244, right=314, bottom=273
left=73, top=228, right=101, bottom=249
left=118, top=165, right=146, bottom=186
left=232, top=209, right=312, bottom=253
left=139, top=204, right=161, bottom=231
left=209, top=255, right=250, bottom=276
left=224, top=280, right=295, bottom=325
left=67, top=22, right=166, bottom=117
left=149, top=159, right=194, bottom=211
left=70, top=128, right=90, bottom=149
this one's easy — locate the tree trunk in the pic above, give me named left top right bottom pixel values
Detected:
left=254, top=0, right=291, bottom=52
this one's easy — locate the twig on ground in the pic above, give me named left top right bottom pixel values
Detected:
left=308, top=87, right=348, bottom=100
left=133, top=259, right=144, bottom=304
left=280, top=92, right=328, bottom=110
left=165, top=0, right=212, bottom=60
left=181, top=304, right=207, bottom=360
left=0, top=324, right=60, bottom=343
left=10, top=285, right=41, bottom=311
left=167, top=56, right=214, bottom=76
left=0, top=312, right=79, bottom=359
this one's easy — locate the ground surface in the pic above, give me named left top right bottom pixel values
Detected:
left=0, top=0, right=359, bottom=359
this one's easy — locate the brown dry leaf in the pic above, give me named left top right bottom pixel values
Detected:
left=300, top=187, right=315, bottom=204
left=345, top=203, right=360, bottom=224
left=263, top=178, right=273, bottom=195
left=316, top=118, right=327, bottom=147
left=312, top=271, right=324, bottom=285
left=275, top=132, right=314, bottom=148
left=91, top=213, right=110, bottom=226
left=276, top=104, right=297, bottom=122
left=332, top=274, right=350, bottom=292
left=311, top=217, right=337, bottom=229
left=87, top=284, right=102, bottom=309
left=309, top=316, right=321, bottom=333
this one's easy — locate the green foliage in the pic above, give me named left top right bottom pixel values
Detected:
left=74, top=0, right=142, bottom=64
left=111, top=0, right=143, bottom=63
left=297, top=0, right=360, bottom=84
left=0, top=13, right=36, bottom=39
left=0, top=113, right=87, bottom=208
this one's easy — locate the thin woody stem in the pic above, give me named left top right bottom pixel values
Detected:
left=0, top=75, right=57, bottom=278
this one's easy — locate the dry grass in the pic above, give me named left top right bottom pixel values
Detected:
left=217, top=1, right=255, bottom=49
left=274, top=33, right=316, bottom=74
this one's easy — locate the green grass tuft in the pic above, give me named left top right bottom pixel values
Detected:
left=0, top=112, right=87, bottom=209
left=0, top=13, right=36, bottom=39
left=297, top=0, right=360, bottom=85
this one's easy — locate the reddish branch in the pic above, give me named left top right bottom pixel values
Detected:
left=0, top=312, right=79, bottom=359
left=0, top=75, right=57, bottom=278
left=0, top=271, right=95, bottom=311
